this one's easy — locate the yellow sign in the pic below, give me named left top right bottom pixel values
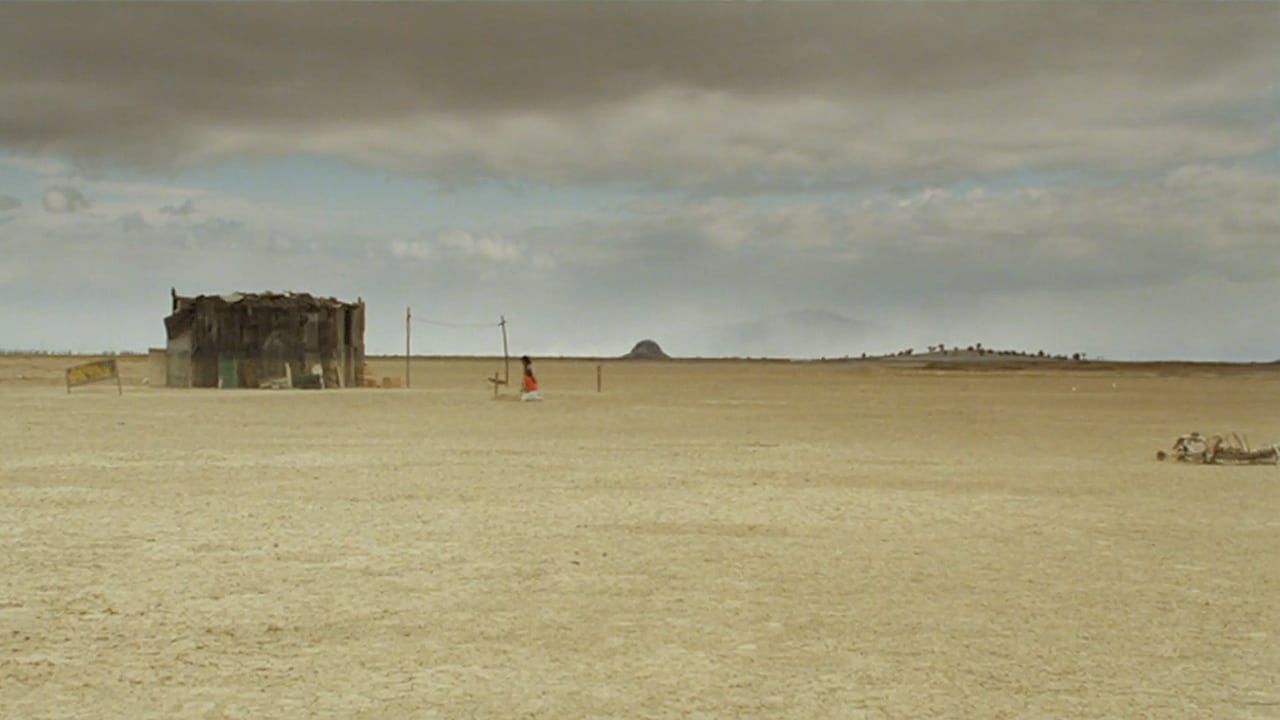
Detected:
left=66, top=358, right=122, bottom=394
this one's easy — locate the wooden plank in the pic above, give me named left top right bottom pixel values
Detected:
left=65, top=358, right=121, bottom=394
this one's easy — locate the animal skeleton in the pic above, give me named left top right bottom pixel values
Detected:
left=1157, top=432, right=1279, bottom=465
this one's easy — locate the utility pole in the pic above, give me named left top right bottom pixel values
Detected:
left=500, top=315, right=510, bottom=386
left=405, top=306, right=411, bottom=389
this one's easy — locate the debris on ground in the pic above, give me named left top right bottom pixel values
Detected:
left=1156, top=432, right=1279, bottom=465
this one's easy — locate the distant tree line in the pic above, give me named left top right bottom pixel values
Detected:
left=865, top=343, right=1091, bottom=361
left=0, top=349, right=145, bottom=356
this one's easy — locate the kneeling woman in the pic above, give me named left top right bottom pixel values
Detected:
left=520, top=355, right=541, bottom=401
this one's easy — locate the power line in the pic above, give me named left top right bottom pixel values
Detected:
left=411, top=317, right=502, bottom=329
left=405, top=310, right=511, bottom=389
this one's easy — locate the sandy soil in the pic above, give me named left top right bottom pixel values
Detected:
left=2, top=356, right=1277, bottom=719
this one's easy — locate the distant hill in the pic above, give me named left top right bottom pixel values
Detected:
left=623, top=339, right=671, bottom=360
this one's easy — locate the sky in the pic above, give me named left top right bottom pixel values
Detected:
left=1, top=2, right=1278, bottom=360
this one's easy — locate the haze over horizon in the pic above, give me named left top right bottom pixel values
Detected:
left=2, top=3, right=1277, bottom=361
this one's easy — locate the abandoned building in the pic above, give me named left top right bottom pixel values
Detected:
left=163, top=289, right=365, bottom=389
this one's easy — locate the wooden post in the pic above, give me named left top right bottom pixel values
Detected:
left=405, top=306, right=411, bottom=389
left=597, top=364, right=602, bottom=393
left=500, top=316, right=510, bottom=386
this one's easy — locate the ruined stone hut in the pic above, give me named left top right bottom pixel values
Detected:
left=163, top=290, right=365, bottom=388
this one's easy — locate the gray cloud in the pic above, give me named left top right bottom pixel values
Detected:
left=70, top=157, right=106, bottom=181
left=0, top=4, right=1274, bottom=188
left=1, top=176, right=1275, bottom=360
left=1, top=3, right=1278, bottom=360
left=0, top=194, right=19, bottom=211
left=188, top=217, right=244, bottom=238
left=385, top=161, right=1257, bottom=311
left=391, top=228, right=538, bottom=267
left=718, top=310, right=877, bottom=359
left=160, top=198, right=196, bottom=217
left=118, top=210, right=148, bottom=232
left=41, top=186, right=89, bottom=213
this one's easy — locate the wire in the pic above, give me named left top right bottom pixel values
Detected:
left=411, top=317, right=503, bottom=329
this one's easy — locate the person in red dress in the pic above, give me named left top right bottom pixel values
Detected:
left=520, top=355, right=541, bottom=401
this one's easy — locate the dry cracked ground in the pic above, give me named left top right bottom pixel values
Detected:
left=1, top=356, right=1277, bottom=719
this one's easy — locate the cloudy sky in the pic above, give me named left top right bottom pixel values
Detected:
left=1, top=3, right=1277, bottom=360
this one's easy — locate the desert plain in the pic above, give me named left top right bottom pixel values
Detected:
left=1, top=354, right=1277, bottom=719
